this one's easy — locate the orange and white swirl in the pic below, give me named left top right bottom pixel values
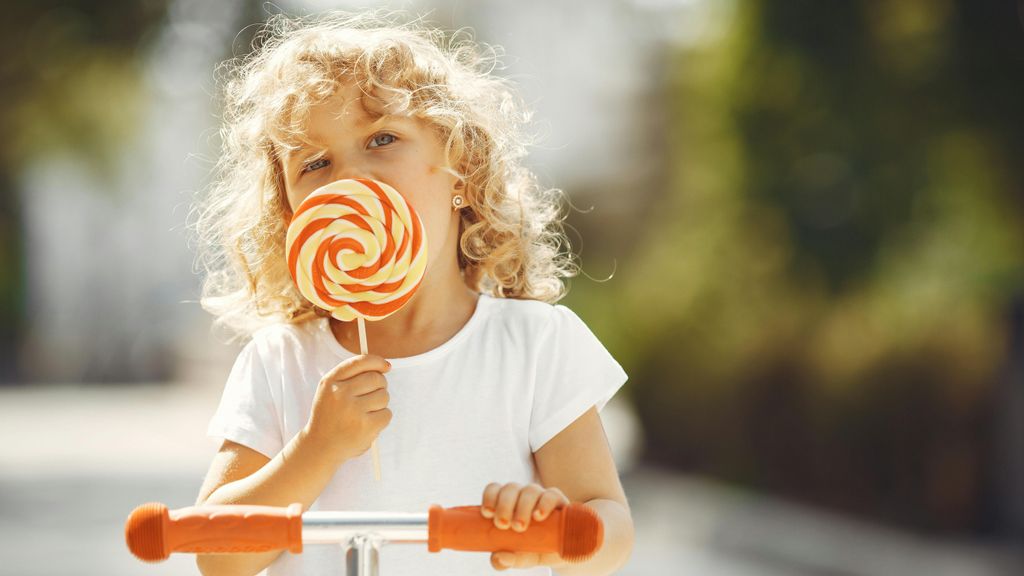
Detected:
left=285, top=178, right=428, bottom=322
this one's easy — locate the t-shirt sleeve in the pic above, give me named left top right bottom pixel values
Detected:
left=205, top=338, right=284, bottom=459
left=528, top=304, right=629, bottom=452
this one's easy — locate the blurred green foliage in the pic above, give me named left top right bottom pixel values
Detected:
left=1, top=1, right=169, bottom=181
left=570, top=0, right=1024, bottom=535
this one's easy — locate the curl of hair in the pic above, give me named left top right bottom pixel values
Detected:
left=187, top=9, right=579, bottom=343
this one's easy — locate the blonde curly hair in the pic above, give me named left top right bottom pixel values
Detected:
left=188, top=9, right=579, bottom=343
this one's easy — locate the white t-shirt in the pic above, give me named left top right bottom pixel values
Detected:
left=206, top=292, right=628, bottom=576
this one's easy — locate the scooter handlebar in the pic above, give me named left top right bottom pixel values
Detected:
left=125, top=502, right=303, bottom=562
left=126, top=501, right=602, bottom=563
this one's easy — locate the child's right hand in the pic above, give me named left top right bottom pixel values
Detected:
left=302, top=354, right=393, bottom=463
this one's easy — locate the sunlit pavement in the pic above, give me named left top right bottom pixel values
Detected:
left=1, top=383, right=1020, bottom=576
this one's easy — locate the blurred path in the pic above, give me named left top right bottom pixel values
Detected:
left=0, top=383, right=1020, bottom=575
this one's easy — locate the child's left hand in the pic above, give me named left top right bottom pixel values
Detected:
left=480, top=481, right=571, bottom=571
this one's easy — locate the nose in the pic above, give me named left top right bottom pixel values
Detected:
left=326, top=155, right=375, bottom=184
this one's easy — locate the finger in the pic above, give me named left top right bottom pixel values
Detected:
left=354, top=380, right=390, bottom=411
left=512, top=483, right=545, bottom=532
left=492, top=551, right=539, bottom=570
left=480, top=482, right=502, bottom=518
left=539, top=551, right=564, bottom=566
left=505, top=549, right=544, bottom=565
left=349, top=371, right=389, bottom=398
left=533, top=487, right=569, bottom=522
left=493, top=483, right=522, bottom=529
left=323, top=354, right=391, bottom=383
left=518, top=552, right=541, bottom=568
left=368, top=406, right=392, bottom=430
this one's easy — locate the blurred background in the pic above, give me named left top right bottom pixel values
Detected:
left=1, top=0, right=1022, bottom=574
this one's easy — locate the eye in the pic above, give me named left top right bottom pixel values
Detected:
left=369, top=132, right=398, bottom=148
left=300, top=157, right=329, bottom=174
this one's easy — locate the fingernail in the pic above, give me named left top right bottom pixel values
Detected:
left=496, top=518, right=508, bottom=528
left=513, top=520, right=525, bottom=531
left=385, top=360, right=392, bottom=369
left=481, top=507, right=493, bottom=517
left=534, top=510, right=543, bottom=520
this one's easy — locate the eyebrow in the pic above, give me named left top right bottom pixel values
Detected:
left=286, top=114, right=408, bottom=160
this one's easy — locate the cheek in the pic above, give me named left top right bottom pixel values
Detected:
left=413, top=200, right=454, bottom=265
left=287, top=189, right=313, bottom=215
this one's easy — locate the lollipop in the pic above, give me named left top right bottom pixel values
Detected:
left=286, top=178, right=428, bottom=481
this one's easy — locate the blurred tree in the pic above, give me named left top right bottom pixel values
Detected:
left=0, top=1, right=170, bottom=382
left=616, top=0, right=1024, bottom=537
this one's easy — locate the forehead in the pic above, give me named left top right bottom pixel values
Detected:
left=284, top=84, right=410, bottom=157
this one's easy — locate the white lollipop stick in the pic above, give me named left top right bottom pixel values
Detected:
left=358, top=316, right=383, bottom=482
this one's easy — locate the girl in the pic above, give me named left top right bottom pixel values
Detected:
left=190, top=9, right=633, bottom=576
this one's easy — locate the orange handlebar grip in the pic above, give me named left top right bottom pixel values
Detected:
left=427, top=503, right=603, bottom=562
left=125, top=502, right=303, bottom=562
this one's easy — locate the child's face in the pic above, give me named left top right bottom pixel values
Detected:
left=280, top=81, right=462, bottom=275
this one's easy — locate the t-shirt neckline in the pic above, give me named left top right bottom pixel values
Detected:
left=319, top=292, right=492, bottom=367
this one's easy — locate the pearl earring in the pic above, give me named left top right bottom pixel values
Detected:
left=452, top=194, right=465, bottom=210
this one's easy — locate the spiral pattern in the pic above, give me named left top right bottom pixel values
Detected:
left=285, top=178, right=428, bottom=322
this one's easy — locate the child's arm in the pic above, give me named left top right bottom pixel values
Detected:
left=194, top=430, right=347, bottom=576
left=482, top=406, right=635, bottom=575
left=539, top=411, right=634, bottom=575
